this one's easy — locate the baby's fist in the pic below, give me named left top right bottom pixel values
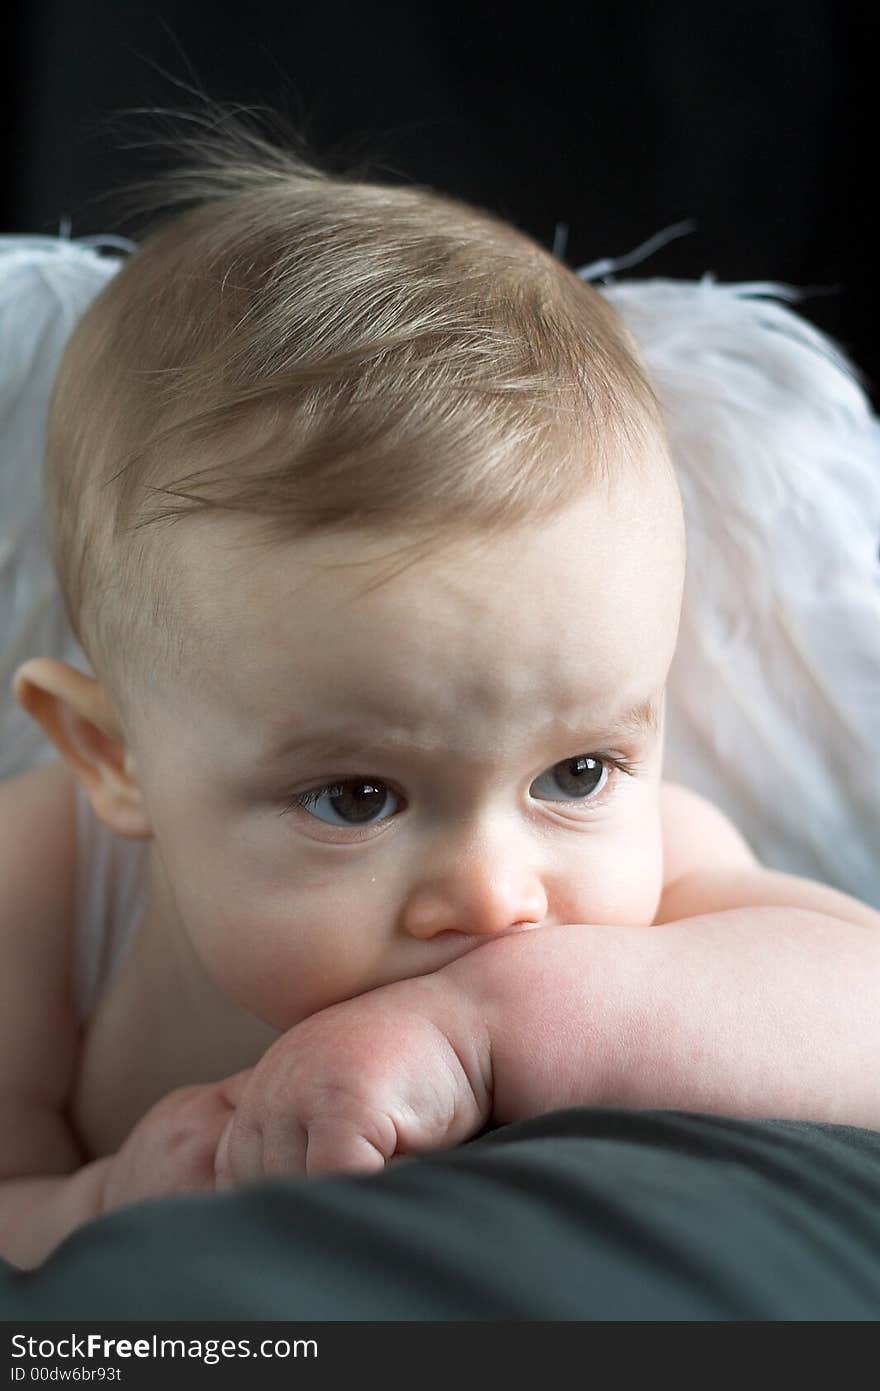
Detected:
left=214, top=975, right=492, bottom=1186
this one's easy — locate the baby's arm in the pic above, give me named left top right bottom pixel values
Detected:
left=461, top=906, right=880, bottom=1129
left=0, top=763, right=237, bottom=1268
left=481, top=788, right=880, bottom=1128
left=656, top=780, right=880, bottom=931
left=0, top=761, right=105, bottom=1268
left=216, top=895, right=880, bottom=1190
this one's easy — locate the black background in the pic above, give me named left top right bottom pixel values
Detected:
left=4, top=1, right=877, bottom=398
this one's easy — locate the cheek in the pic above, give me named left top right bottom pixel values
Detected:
left=149, top=786, right=388, bottom=1023
left=552, top=819, right=664, bottom=928
left=186, top=878, right=389, bottom=1029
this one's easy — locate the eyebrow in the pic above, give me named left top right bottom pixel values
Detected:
left=605, top=695, right=663, bottom=742
left=264, top=694, right=663, bottom=765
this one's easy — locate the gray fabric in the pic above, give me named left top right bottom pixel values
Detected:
left=4, top=1107, right=880, bottom=1320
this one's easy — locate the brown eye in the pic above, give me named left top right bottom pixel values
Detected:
left=530, top=756, right=607, bottom=802
left=295, top=779, right=400, bottom=826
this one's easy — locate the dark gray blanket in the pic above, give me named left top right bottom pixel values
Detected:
left=4, top=1107, right=880, bottom=1320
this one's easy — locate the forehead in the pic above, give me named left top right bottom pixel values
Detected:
left=170, top=467, right=685, bottom=756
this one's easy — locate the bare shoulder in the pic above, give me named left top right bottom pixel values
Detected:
left=0, top=753, right=78, bottom=814
left=0, top=757, right=78, bottom=917
left=656, top=780, right=880, bottom=929
left=659, top=780, right=759, bottom=894
left=0, top=758, right=82, bottom=1177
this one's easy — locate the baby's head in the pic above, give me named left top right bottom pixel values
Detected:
left=16, top=112, right=685, bottom=1029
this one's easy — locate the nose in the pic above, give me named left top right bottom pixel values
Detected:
left=400, top=833, right=549, bottom=941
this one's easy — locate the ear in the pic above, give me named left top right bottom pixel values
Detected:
left=12, top=658, right=152, bottom=839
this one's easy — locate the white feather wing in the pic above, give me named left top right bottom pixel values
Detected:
left=592, top=275, right=880, bottom=908
left=0, top=236, right=129, bottom=782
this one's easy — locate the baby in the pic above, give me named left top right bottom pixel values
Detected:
left=2, top=117, right=879, bottom=1269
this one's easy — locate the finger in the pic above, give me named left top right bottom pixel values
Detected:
left=214, top=1113, right=266, bottom=1190
left=304, top=1120, right=389, bottom=1177
left=213, top=1116, right=237, bottom=1191
left=259, top=1114, right=309, bottom=1176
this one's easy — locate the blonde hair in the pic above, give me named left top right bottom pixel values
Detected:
left=45, top=103, right=665, bottom=726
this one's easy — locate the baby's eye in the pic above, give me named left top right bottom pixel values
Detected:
left=530, top=755, right=609, bottom=803
left=293, top=779, right=401, bottom=827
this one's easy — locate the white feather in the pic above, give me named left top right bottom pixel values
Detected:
left=584, top=271, right=880, bottom=908
left=0, top=235, right=131, bottom=782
